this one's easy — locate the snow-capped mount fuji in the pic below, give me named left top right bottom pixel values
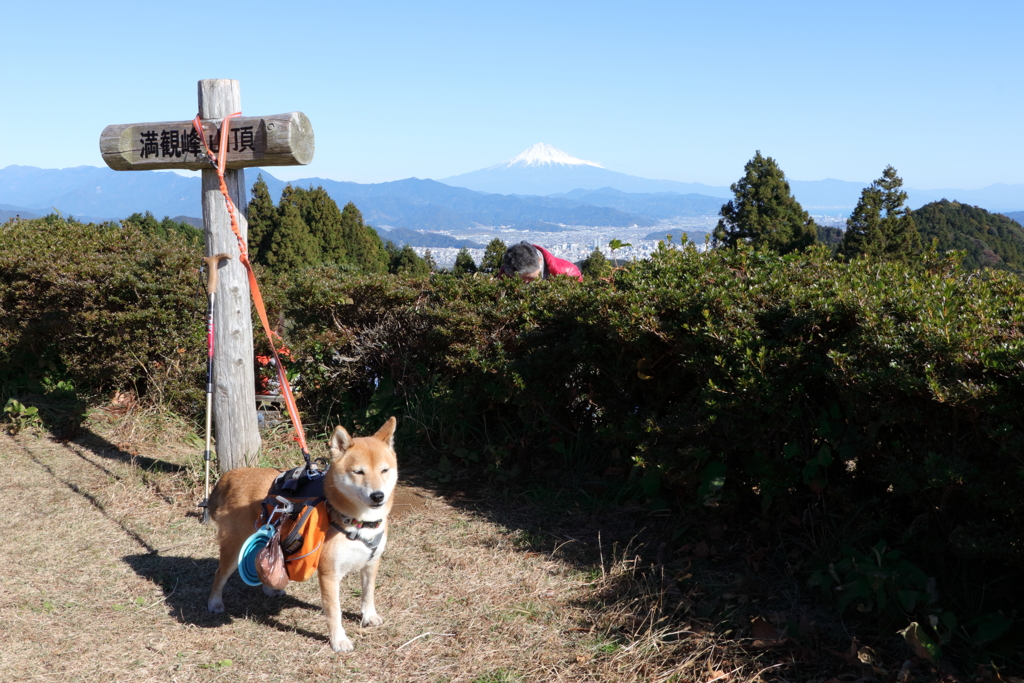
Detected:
left=440, top=143, right=730, bottom=197
left=493, top=142, right=604, bottom=169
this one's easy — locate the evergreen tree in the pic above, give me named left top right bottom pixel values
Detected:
left=383, top=239, right=401, bottom=266
left=912, top=199, right=1024, bottom=272
left=339, top=202, right=388, bottom=273
left=423, top=249, right=438, bottom=271
left=480, top=238, right=507, bottom=274
left=452, top=248, right=477, bottom=276
left=160, top=216, right=203, bottom=245
left=386, top=242, right=431, bottom=276
left=289, top=186, right=347, bottom=265
left=816, top=225, right=844, bottom=252
left=247, top=174, right=277, bottom=264
left=368, top=225, right=392, bottom=273
left=123, top=210, right=160, bottom=232
left=263, top=199, right=319, bottom=272
left=713, top=151, right=818, bottom=254
left=579, top=247, right=611, bottom=278
left=123, top=211, right=202, bottom=244
left=838, top=166, right=920, bottom=261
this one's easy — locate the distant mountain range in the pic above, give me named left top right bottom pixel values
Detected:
left=374, top=225, right=483, bottom=249
left=553, top=187, right=725, bottom=219
left=786, top=178, right=1024, bottom=215
left=3, top=144, right=1024, bottom=236
left=0, top=165, right=657, bottom=232
left=253, top=175, right=657, bottom=231
left=643, top=228, right=712, bottom=243
left=1, top=204, right=41, bottom=222
left=0, top=165, right=200, bottom=223
left=440, top=143, right=1024, bottom=214
left=441, top=143, right=731, bottom=197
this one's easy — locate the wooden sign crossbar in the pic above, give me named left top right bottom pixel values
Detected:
left=98, top=79, right=316, bottom=473
left=100, top=112, right=314, bottom=171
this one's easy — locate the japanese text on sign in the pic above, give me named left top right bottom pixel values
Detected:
left=138, top=126, right=256, bottom=159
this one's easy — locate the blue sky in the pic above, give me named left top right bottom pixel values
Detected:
left=2, top=0, right=1021, bottom=188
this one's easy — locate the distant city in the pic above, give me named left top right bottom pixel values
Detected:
left=410, top=215, right=848, bottom=268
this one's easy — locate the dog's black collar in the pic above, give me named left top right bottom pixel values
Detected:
left=339, top=516, right=382, bottom=530
left=326, top=503, right=386, bottom=558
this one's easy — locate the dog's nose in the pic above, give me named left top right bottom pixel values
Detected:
left=370, top=491, right=385, bottom=505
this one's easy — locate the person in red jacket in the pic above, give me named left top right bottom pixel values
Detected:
left=498, top=241, right=583, bottom=282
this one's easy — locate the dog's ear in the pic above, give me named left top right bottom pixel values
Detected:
left=330, top=426, right=353, bottom=456
left=373, top=416, right=397, bottom=448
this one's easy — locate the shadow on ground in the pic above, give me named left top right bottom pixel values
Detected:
left=72, top=425, right=188, bottom=474
left=397, top=461, right=667, bottom=575
left=122, top=553, right=344, bottom=644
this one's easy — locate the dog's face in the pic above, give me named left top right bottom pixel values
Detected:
left=326, top=417, right=398, bottom=516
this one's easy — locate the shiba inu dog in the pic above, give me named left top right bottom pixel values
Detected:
left=206, top=417, right=398, bottom=652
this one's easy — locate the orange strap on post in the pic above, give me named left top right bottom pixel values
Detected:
left=193, top=114, right=312, bottom=463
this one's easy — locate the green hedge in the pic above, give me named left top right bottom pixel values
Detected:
left=3, top=216, right=1022, bottom=567
left=270, top=244, right=1024, bottom=566
left=0, top=215, right=206, bottom=411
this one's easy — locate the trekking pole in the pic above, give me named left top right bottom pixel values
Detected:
left=198, top=253, right=232, bottom=524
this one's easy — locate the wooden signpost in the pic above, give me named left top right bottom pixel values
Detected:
left=99, top=79, right=315, bottom=472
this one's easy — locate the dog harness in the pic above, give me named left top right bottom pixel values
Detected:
left=260, top=464, right=386, bottom=562
left=257, top=464, right=331, bottom=582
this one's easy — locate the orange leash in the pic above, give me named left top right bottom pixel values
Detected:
left=193, top=114, right=312, bottom=463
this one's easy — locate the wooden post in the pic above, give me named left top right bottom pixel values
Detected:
left=199, top=79, right=260, bottom=471
left=98, top=79, right=315, bottom=473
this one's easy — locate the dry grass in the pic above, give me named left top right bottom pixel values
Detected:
left=0, top=410, right=986, bottom=683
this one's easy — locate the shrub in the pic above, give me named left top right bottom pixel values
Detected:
left=6, top=214, right=1023, bottom=572
left=121, top=211, right=204, bottom=245
left=272, top=243, right=1024, bottom=569
left=0, top=215, right=206, bottom=413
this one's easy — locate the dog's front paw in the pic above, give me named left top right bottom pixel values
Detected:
left=330, top=635, right=354, bottom=652
left=360, top=611, right=384, bottom=627
left=207, top=597, right=225, bottom=614
left=261, top=585, right=286, bottom=598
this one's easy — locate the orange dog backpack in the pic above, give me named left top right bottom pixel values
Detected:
left=259, top=465, right=331, bottom=583
left=278, top=499, right=329, bottom=581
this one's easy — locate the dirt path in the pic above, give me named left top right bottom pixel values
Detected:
left=0, top=427, right=645, bottom=683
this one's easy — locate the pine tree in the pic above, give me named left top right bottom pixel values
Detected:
left=838, top=166, right=920, bottom=260
left=452, top=248, right=477, bottom=276
left=263, top=199, right=319, bottom=272
left=579, top=247, right=611, bottom=278
left=247, top=174, right=277, bottom=264
left=480, top=238, right=507, bottom=274
left=714, top=151, right=818, bottom=254
left=339, top=202, right=388, bottom=273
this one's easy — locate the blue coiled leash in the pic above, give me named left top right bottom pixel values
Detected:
left=237, top=497, right=294, bottom=587
left=238, top=524, right=276, bottom=586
